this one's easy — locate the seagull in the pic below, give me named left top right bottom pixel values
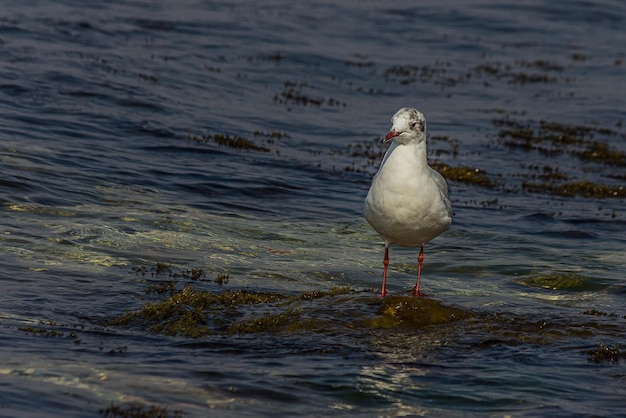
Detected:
left=364, top=107, right=452, bottom=297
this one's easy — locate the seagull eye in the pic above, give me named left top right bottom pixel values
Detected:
left=411, top=120, right=425, bottom=132
left=410, top=120, right=424, bottom=131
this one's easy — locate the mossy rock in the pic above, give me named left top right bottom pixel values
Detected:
left=371, top=296, right=474, bottom=329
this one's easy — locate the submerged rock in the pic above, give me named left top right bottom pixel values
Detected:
left=372, top=296, right=474, bottom=329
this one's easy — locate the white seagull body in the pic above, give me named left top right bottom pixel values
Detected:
left=365, top=107, right=452, bottom=297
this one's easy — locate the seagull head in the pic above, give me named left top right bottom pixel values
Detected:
left=383, top=107, right=426, bottom=144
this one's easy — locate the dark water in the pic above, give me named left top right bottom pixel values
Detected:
left=1, top=0, right=625, bottom=416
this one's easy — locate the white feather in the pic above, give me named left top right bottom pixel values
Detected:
left=365, top=108, right=452, bottom=247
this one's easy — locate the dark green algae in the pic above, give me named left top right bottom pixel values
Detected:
left=517, top=272, right=609, bottom=292
left=97, top=264, right=476, bottom=337
left=98, top=266, right=625, bottom=346
left=100, top=402, right=183, bottom=418
left=104, top=280, right=475, bottom=337
left=493, top=116, right=626, bottom=198
left=586, top=343, right=626, bottom=364
left=98, top=274, right=626, bottom=370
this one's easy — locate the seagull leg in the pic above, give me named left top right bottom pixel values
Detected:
left=411, top=245, right=425, bottom=297
left=381, top=244, right=389, bottom=297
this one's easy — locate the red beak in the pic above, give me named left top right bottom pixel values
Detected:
left=383, top=130, right=400, bottom=143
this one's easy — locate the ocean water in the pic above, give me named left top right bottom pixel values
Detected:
left=1, top=0, right=625, bottom=416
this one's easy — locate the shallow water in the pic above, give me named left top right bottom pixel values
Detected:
left=1, top=0, right=625, bottom=416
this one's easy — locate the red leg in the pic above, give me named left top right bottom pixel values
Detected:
left=411, top=245, right=425, bottom=296
left=381, top=245, right=389, bottom=297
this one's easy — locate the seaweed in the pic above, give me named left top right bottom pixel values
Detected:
left=105, top=270, right=355, bottom=337
left=99, top=402, right=184, bottom=418
left=431, top=162, right=498, bottom=187
left=523, top=180, right=624, bottom=199
left=371, top=296, right=474, bottom=328
left=273, top=80, right=346, bottom=107
left=494, top=117, right=626, bottom=166
left=187, top=132, right=270, bottom=152
left=586, top=344, right=626, bottom=364
left=517, top=273, right=606, bottom=291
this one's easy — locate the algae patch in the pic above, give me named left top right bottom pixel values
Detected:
left=106, top=269, right=356, bottom=337
left=371, top=296, right=474, bottom=329
left=106, top=285, right=294, bottom=337
left=522, top=180, right=624, bottom=199
left=187, top=132, right=270, bottom=152
left=103, top=264, right=482, bottom=337
left=431, top=162, right=497, bottom=188
left=273, top=80, right=347, bottom=108
left=586, top=344, right=626, bottom=364
left=17, top=320, right=78, bottom=339
left=493, top=116, right=626, bottom=199
left=517, top=273, right=606, bottom=291
left=100, top=402, right=183, bottom=418
left=106, top=282, right=477, bottom=337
